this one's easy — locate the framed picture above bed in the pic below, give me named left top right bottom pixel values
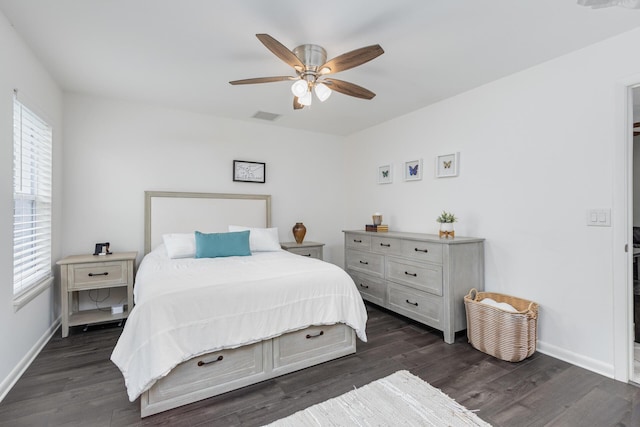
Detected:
left=233, top=160, right=266, bottom=183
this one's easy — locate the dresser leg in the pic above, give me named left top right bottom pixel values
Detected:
left=444, top=330, right=455, bottom=344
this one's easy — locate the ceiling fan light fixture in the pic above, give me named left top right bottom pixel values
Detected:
left=233, top=34, right=384, bottom=110
left=314, top=83, right=332, bottom=102
left=299, top=91, right=312, bottom=106
left=291, top=80, right=308, bottom=98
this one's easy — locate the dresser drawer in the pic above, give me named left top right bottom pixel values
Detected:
left=400, top=240, right=443, bottom=264
left=345, top=233, right=371, bottom=251
left=68, top=260, right=129, bottom=291
left=345, top=249, right=384, bottom=278
left=388, top=283, right=443, bottom=329
left=348, top=271, right=386, bottom=306
left=387, top=256, right=442, bottom=296
left=370, top=236, right=401, bottom=256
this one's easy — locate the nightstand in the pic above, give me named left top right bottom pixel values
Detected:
left=57, top=251, right=137, bottom=337
left=280, top=241, right=325, bottom=260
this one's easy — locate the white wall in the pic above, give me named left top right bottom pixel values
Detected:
left=0, top=11, right=63, bottom=398
left=344, top=27, right=640, bottom=377
left=62, top=94, right=347, bottom=269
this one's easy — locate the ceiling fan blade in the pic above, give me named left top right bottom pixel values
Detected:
left=256, top=34, right=305, bottom=71
left=319, top=45, right=384, bottom=75
left=323, top=78, right=376, bottom=100
left=229, top=76, right=294, bottom=85
left=293, top=97, right=304, bottom=110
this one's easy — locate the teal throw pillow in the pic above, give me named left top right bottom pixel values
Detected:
left=195, top=230, right=251, bottom=258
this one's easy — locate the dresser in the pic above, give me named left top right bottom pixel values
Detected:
left=344, top=230, right=484, bottom=344
left=57, top=252, right=137, bottom=337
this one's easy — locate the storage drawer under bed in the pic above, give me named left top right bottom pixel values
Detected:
left=141, top=323, right=356, bottom=417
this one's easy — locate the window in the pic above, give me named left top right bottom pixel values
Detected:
left=13, top=94, right=53, bottom=304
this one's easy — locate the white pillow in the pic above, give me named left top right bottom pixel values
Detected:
left=228, top=225, right=281, bottom=252
left=162, top=233, right=196, bottom=259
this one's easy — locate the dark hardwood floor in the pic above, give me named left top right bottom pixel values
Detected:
left=1, top=302, right=639, bottom=426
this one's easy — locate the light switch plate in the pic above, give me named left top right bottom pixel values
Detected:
left=586, top=208, right=611, bottom=226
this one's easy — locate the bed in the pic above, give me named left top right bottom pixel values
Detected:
left=110, top=191, right=368, bottom=417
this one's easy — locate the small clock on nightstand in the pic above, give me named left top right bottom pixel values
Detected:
left=280, top=241, right=325, bottom=260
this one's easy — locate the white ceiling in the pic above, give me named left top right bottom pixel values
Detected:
left=1, top=0, right=639, bottom=136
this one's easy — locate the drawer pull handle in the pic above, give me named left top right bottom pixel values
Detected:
left=380, top=243, right=391, bottom=247
left=302, top=253, right=311, bottom=257
left=359, top=260, right=369, bottom=265
left=406, top=299, right=419, bottom=307
left=414, top=248, right=428, bottom=253
left=359, top=283, right=369, bottom=289
left=404, top=271, right=417, bottom=277
left=197, top=355, right=223, bottom=366
left=88, top=272, right=109, bottom=277
left=306, top=331, right=324, bottom=339
left=354, top=239, right=362, bottom=243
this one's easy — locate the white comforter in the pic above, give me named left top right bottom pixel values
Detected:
left=110, top=247, right=368, bottom=401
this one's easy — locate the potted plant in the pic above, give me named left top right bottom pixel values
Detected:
left=436, top=211, right=457, bottom=238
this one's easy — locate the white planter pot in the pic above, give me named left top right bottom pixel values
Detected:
left=439, top=222, right=455, bottom=238
left=439, top=222, right=454, bottom=232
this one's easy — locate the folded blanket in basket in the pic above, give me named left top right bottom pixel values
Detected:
left=480, top=297, right=517, bottom=312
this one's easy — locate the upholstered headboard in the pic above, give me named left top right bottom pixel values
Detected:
left=144, top=191, right=272, bottom=254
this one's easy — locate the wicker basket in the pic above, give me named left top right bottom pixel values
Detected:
left=464, top=288, right=538, bottom=362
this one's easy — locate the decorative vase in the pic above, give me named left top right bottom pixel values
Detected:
left=293, top=222, right=307, bottom=244
left=439, top=222, right=455, bottom=239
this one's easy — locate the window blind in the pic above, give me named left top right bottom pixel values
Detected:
left=13, top=95, right=53, bottom=296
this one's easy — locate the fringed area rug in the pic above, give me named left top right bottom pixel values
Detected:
left=265, top=370, right=491, bottom=426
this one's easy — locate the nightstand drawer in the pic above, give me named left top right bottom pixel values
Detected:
left=68, top=260, right=128, bottom=290
left=286, top=246, right=322, bottom=259
left=280, top=241, right=325, bottom=260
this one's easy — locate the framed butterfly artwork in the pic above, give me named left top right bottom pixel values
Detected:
left=403, top=159, right=422, bottom=181
left=436, top=152, right=459, bottom=178
left=377, top=164, right=393, bottom=184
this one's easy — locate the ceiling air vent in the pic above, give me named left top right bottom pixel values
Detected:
left=252, top=111, right=281, bottom=122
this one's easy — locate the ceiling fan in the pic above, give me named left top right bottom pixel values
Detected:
left=229, top=34, right=384, bottom=110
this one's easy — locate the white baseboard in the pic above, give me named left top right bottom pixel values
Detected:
left=536, top=339, right=614, bottom=379
left=0, top=316, right=61, bottom=402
